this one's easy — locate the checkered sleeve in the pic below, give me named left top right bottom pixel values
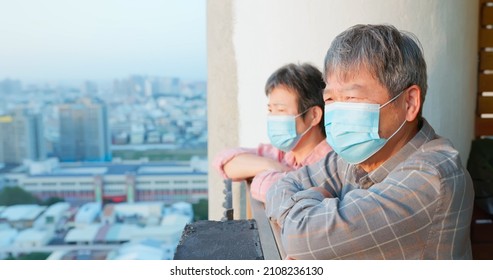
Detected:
left=266, top=148, right=472, bottom=259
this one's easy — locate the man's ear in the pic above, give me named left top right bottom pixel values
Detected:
left=309, top=106, right=323, bottom=127
left=405, top=85, right=421, bottom=122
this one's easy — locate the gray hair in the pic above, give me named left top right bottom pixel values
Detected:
left=324, top=24, right=427, bottom=116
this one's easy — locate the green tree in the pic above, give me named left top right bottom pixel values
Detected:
left=192, top=198, right=208, bottom=221
left=4, top=252, right=51, bottom=260
left=0, top=186, right=39, bottom=206
left=19, top=252, right=51, bottom=260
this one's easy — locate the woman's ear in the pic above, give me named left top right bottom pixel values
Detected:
left=309, top=106, right=323, bottom=127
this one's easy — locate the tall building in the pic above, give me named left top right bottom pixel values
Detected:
left=58, top=98, right=111, bottom=162
left=80, top=80, right=99, bottom=96
left=156, top=77, right=180, bottom=95
left=0, top=78, right=22, bottom=95
left=0, top=110, right=45, bottom=164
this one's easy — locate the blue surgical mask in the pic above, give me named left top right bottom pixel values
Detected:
left=267, top=110, right=311, bottom=152
left=324, top=92, right=406, bottom=164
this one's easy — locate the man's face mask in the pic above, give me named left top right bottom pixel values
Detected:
left=324, top=91, right=406, bottom=164
left=267, top=109, right=311, bottom=152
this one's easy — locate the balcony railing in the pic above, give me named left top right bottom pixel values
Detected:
left=174, top=179, right=285, bottom=260
left=244, top=184, right=285, bottom=260
left=223, top=180, right=284, bottom=259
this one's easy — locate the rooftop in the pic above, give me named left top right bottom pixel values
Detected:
left=65, top=224, right=101, bottom=243
left=74, top=202, right=101, bottom=224
left=17, top=161, right=207, bottom=177
left=0, top=205, right=47, bottom=221
left=14, top=228, right=52, bottom=245
left=0, top=228, right=17, bottom=246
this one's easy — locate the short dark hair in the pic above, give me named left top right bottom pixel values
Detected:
left=265, top=63, right=326, bottom=135
left=324, top=24, right=428, bottom=118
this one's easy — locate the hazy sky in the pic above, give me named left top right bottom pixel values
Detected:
left=0, top=0, right=206, bottom=83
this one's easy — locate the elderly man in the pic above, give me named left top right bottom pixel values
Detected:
left=265, top=24, right=474, bottom=260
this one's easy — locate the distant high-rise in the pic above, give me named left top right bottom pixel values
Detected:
left=58, top=98, right=111, bottom=162
left=156, top=77, right=180, bottom=95
left=80, top=80, right=99, bottom=96
left=0, top=109, right=45, bottom=164
left=0, top=78, right=22, bottom=96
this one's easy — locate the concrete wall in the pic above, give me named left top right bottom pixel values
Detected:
left=207, top=0, right=239, bottom=220
left=208, top=0, right=479, bottom=220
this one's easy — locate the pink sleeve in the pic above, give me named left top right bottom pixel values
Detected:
left=212, top=147, right=257, bottom=179
left=256, top=143, right=285, bottom=162
left=250, top=170, right=286, bottom=203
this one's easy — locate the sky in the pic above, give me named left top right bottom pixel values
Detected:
left=0, top=0, right=206, bottom=83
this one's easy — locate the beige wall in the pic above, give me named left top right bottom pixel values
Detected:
left=208, top=0, right=479, bottom=220
left=207, top=0, right=239, bottom=220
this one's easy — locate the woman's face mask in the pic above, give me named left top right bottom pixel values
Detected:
left=267, top=109, right=311, bottom=152
left=324, top=91, right=406, bottom=164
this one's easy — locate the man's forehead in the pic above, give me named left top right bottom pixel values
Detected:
left=323, top=80, right=371, bottom=95
left=324, top=69, right=380, bottom=92
left=324, top=83, right=363, bottom=92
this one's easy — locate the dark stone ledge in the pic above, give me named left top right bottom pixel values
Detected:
left=174, top=219, right=264, bottom=260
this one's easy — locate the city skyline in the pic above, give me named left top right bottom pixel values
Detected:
left=0, top=75, right=208, bottom=165
left=0, top=0, right=206, bottom=83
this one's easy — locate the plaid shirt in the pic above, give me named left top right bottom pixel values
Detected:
left=266, top=119, right=474, bottom=259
